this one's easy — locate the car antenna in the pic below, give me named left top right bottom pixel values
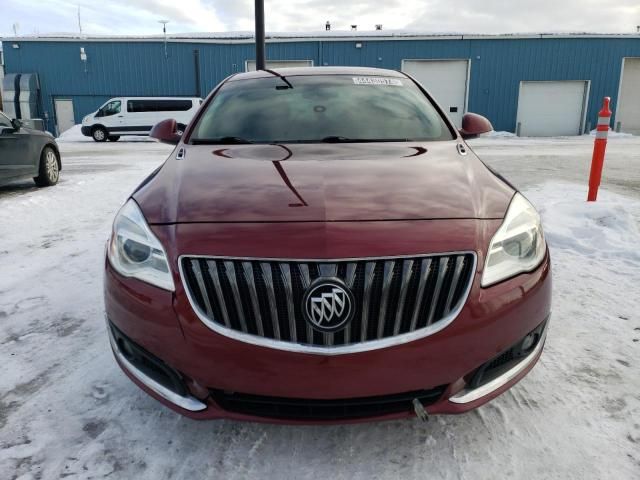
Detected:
left=263, top=69, right=294, bottom=89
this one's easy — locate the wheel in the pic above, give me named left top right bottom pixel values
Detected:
left=107, top=135, right=120, bottom=142
left=176, top=123, right=186, bottom=136
left=92, top=126, right=108, bottom=142
left=34, top=146, right=60, bottom=187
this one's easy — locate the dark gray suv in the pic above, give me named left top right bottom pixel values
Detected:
left=0, top=111, right=61, bottom=187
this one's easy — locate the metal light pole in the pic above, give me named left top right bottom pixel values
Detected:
left=255, top=0, right=266, bottom=70
left=159, top=20, right=169, bottom=59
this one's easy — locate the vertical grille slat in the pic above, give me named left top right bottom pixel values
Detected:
left=444, top=256, right=466, bottom=314
left=191, top=260, right=214, bottom=318
left=242, top=261, right=264, bottom=336
left=224, top=261, right=248, bottom=333
left=393, top=260, right=414, bottom=335
left=377, top=260, right=396, bottom=339
left=426, top=257, right=450, bottom=326
left=261, top=262, right=281, bottom=340
left=182, top=253, right=474, bottom=350
left=343, top=262, right=358, bottom=345
left=360, top=261, right=377, bottom=342
left=280, top=263, right=297, bottom=343
left=298, top=263, right=313, bottom=343
left=204, top=260, right=232, bottom=328
left=409, top=258, right=432, bottom=331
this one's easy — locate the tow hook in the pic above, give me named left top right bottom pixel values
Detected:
left=412, top=398, right=429, bottom=422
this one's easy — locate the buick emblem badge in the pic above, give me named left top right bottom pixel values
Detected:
left=302, top=279, right=355, bottom=333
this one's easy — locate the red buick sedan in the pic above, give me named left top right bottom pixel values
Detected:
left=104, top=67, right=551, bottom=423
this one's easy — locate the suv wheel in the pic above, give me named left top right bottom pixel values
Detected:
left=92, top=127, right=108, bottom=142
left=34, top=147, right=60, bottom=187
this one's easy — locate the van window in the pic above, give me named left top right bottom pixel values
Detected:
left=127, top=99, right=193, bottom=113
left=99, top=100, right=121, bottom=117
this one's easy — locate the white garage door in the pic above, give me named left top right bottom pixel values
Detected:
left=516, top=81, right=588, bottom=137
left=246, top=59, right=313, bottom=71
left=615, top=58, right=640, bottom=135
left=401, top=60, right=469, bottom=127
left=54, top=98, right=75, bottom=135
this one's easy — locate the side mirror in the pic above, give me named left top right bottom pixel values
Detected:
left=11, top=119, right=22, bottom=131
left=150, top=119, right=182, bottom=145
left=459, top=113, right=493, bottom=139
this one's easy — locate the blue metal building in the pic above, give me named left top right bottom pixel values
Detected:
left=1, top=32, right=639, bottom=136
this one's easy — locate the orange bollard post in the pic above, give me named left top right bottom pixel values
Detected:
left=587, top=97, right=612, bottom=201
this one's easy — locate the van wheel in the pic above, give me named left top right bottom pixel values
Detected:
left=34, top=146, right=60, bottom=187
left=107, top=135, right=120, bottom=142
left=92, top=127, right=108, bottom=142
left=176, top=123, right=186, bottom=136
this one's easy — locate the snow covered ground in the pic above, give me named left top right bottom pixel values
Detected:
left=1, top=133, right=639, bottom=479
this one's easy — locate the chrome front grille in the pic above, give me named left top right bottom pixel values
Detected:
left=180, top=253, right=476, bottom=353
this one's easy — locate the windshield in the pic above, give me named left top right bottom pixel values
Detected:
left=190, top=74, right=454, bottom=144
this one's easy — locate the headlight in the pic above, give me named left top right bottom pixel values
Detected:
left=481, top=193, right=546, bottom=287
left=107, top=200, right=175, bottom=291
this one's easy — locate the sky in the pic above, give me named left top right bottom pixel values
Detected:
left=0, top=0, right=639, bottom=37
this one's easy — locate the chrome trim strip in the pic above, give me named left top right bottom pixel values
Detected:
left=182, top=252, right=474, bottom=262
left=449, top=330, right=547, bottom=404
left=108, top=328, right=207, bottom=412
left=178, top=251, right=477, bottom=356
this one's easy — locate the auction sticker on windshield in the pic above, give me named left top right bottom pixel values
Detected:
left=352, top=77, right=403, bottom=86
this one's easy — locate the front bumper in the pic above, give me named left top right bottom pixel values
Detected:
left=80, top=126, right=92, bottom=136
left=104, top=248, right=552, bottom=424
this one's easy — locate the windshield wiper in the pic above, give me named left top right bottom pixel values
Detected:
left=320, top=136, right=411, bottom=143
left=263, top=69, right=294, bottom=89
left=191, top=137, right=254, bottom=145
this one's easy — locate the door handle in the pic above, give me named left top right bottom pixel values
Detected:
left=117, top=115, right=124, bottom=118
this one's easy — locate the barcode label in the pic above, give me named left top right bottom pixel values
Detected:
left=352, top=77, right=403, bottom=86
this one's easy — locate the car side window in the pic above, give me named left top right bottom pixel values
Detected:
left=103, top=101, right=121, bottom=116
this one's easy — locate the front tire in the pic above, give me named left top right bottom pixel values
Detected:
left=34, top=147, right=60, bottom=187
left=92, top=126, right=108, bottom=142
left=107, top=135, right=120, bottom=142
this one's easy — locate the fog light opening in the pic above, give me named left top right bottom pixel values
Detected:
left=521, top=332, right=537, bottom=352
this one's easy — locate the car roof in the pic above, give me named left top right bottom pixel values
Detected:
left=227, top=66, right=406, bottom=82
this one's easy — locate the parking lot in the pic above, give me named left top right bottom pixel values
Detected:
left=1, top=133, right=639, bottom=479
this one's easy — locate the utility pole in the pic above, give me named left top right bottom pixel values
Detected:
left=254, top=0, right=265, bottom=70
left=78, top=6, right=83, bottom=34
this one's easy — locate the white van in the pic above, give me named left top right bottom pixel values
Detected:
left=80, top=97, right=202, bottom=142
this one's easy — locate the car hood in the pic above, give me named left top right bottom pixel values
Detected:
left=134, top=141, right=514, bottom=224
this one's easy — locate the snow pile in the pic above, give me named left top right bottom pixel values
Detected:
left=57, top=125, right=92, bottom=142
left=525, top=182, right=640, bottom=267
left=57, top=124, right=152, bottom=143
left=588, top=129, right=633, bottom=138
left=481, top=130, right=517, bottom=138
